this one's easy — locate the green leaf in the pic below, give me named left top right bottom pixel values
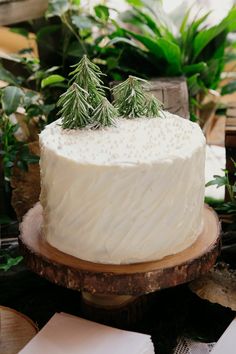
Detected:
left=0, top=64, right=19, bottom=85
left=180, top=8, right=191, bottom=35
left=126, top=0, right=144, bottom=6
left=214, top=201, right=236, bottom=214
left=108, top=36, right=139, bottom=48
left=23, top=91, right=39, bottom=108
left=1, top=86, right=24, bottom=115
left=226, top=6, right=236, bottom=32
left=187, top=74, right=203, bottom=96
left=71, top=15, right=93, bottom=30
left=41, top=74, right=65, bottom=88
left=192, top=7, right=235, bottom=61
left=0, top=256, right=23, bottom=272
left=94, top=5, right=109, bottom=22
left=120, top=29, right=181, bottom=71
left=106, top=57, right=118, bottom=70
left=37, top=25, right=60, bottom=42
left=205, top=175, right=228, bottom=188
left=190, top=112, right=198, bottom=122
left=46, top=66, right=61, bottom=73
left=46, top=0, right=69, bottom=18
left=221, top=81, right=236, bottom=95
left=122, top=30, right=164, bottom=59
left=40, top=104, right=55, bottom=115
left=183, top=62, right=207, bottom=75
left=10, top=27, right=29, bottom=38
left=67, top=41, right=85, bottom=57
left=132, top=8, right=162, bottom=37
left=191, top=12, right=212, bottom=34
left=156, top=38, right=181, bottom=72
left=5, top=161, right=14, bottom=168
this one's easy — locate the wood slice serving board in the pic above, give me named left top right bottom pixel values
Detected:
left=19, top=203, right=220, bottom=296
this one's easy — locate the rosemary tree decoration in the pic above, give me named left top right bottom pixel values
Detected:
left=57, top=55, right=116, bottom=129
left=146, top=94, right=164, bottom=118
left=113, top=75, right=164, bottom=119
left=112, top=76, right=147, bottom=118
left=57, top=56, right=164, bottom=130
left=92, top=98, right=117, bottom=129
left=69, top=55, right=106, bottom=107
left=58, top=83, right=92, bottom=129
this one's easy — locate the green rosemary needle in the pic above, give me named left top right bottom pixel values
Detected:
left=58, top=83, right=92, bottom=129
left=91, top=97, right=117, bottom=129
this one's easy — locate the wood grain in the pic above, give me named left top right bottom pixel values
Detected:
left=19, top=203, right=220, bottom=296
left=0, top=306, right=37, bottom=354
left=189, top=263, right=236, bottom=311
left=148, top=77, right=189, bottom=119
left=0, top=0, right=48, bottom=25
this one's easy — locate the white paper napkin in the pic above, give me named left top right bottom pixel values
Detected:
left=211, top=317, right=236, bottom=354
left=19, top=312, right=154, bottom=354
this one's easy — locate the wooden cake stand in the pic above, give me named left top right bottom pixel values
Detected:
left=19, top=203, right=220, bottom=309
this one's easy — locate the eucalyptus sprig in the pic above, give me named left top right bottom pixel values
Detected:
left=92, top=97, right=117, bottom=129
left=58, top=83, right=92, bottom=129
left=112, top=76, right=164, bottom=119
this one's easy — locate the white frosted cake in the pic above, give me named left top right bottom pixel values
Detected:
left=39, top=112, right=206, bottom=264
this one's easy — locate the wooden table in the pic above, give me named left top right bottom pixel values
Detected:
left=0, top=306, right=37, bottom=354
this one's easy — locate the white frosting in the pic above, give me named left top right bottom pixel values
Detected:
left=39, top=113, right=206, bottom=264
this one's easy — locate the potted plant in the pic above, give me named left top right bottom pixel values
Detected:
left=102, top=1, right=236, bottom=124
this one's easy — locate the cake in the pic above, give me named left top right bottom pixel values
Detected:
left=39, top=112, right=206, bottom=264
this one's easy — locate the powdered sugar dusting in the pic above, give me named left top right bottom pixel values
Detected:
left=40, top=113, right=205, bottom=165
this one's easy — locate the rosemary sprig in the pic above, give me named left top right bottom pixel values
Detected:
left=112, top=75, right=165, bottom=119
left=69, top=54, right=106, bottom=107
left=57, top=55, right=117, bottom=129
left=57, top=57, right=165, bottom=130
left=112, top=76, right=147, bottom=118
left=91, top=97, right=117, bottom=129
left=58, top=83, right=92, bottom=129
left=146, top=94, right=165, bottom=118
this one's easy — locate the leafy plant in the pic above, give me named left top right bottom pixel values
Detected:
left=0, top=249, right=23, bottom=271
left=0, top=57, right=59, bottom=183
left=36, top=0, right=111, bottom=74
left=106, top=2, right=236, bottom=121
left=0, top=117, right=39, bottom=181
left=206, top=163, right=236, bottom=216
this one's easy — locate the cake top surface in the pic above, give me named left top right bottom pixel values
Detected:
left=40, top=112, right=205, bottom=166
